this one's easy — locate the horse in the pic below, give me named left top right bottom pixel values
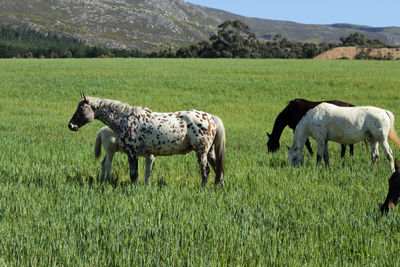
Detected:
left=267, top=99, right=355, bottom=157
left=68, top=94, right=226, bottom=187
left=381, top=159, right=400, bottom=214
left=94, top=126, right=156, bottom=184
left=288, top=102, right=400, bottom=172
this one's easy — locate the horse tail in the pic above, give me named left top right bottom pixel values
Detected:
left=213, top=115, right=226, bottom=182
left=387, top=111, right=400, bottom=149
left=94, top=129, right=103, bottom=160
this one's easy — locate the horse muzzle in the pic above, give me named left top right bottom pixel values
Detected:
left=68, top=123, right=79, bottom=131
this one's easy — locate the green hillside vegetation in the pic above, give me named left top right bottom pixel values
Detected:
left=1, top=58, right=400, bottom=265
left=1, top=21, right=398, bottom=59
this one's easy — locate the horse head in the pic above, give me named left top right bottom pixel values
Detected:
left=288, top=145, right=304, bottom=167
left=267, top=132, right=280, bottom=153
left=68, top=94, right=95, bottom=131
left=381, top=159, right=400, bottom=214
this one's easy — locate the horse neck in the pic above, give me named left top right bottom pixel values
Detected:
left=93, top=105, right=130, bottom=135
left=269, top=109, right=289, bottom=140
left=292, top=119, right=309, bottom=150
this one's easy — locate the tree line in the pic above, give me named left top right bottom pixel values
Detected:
left=0, top=27, right=146, bottom=58
left=0, top=21, right=397, bottom=59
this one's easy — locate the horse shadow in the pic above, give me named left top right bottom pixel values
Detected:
left=65, top=171, right=125, bottom=188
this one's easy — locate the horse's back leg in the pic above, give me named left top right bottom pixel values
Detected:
left=349, top=144, right=354, bottom=156
left=207, top=146, right=223, bottom=186
left=144, top=155, right=155, bottom=185
left=370, top=140, right=380, bottom=167
left=101, top=156, right=107, bottom=181
left=340, top=144, right=346, bottom=158
left=305, top=138, right=314, bottom=155
left=379, top=139, right=394, bottom=172
left=196, top=150, right=210, bottom=186
left=323, top=141, right=329, bottom=167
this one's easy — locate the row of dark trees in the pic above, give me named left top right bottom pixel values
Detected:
left=0, top=21, right=397, bottom=59
left=0, top=27, right=146, bottom=58
left=157, top=21, right=395, bottom=59
left=155, top=20, right=336, bottom=59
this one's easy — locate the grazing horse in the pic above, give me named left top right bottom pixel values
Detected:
left=381, top=159, right=400, bottom=214
left=267, top=99, right=354, bottom=157
left=94, top=126, right=156, bottom=184
left=68, top=94, right=226, bottom=186
left=288, top=103, right=400, bottom=172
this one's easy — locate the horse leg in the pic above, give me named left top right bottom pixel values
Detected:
left=370, top=141, right=379, bottom=167
left=207, top=146, right=223, bottom=186
left=144, top=154, right=155, bottom=185
left=197, top=150, right=210, bottom=187
left=323, top=141, right=329, bottom=167
left=100, top=156, right=107, bottom=181
left=305, top=138, right=314, bottom=155
left=340, top=144, right=346, bottom=158
left=379, top=139, right=395, bottom=172
left=349, top=144, right=354, bottom=156
left=127, top=149, right=139, bottom=183
left=316, top=140, right=325, bottom=166
left=105, top=153, right=115, bottom=182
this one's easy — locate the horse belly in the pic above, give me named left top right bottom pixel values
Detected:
left=329, top=128, right=366, bottom=144
left=134, top=123, right=192, bottom=156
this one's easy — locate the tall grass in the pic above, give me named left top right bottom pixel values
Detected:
left=1, top=58, right=400, bottom=265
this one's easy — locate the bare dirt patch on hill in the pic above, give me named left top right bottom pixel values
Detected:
left=315, top=47, right=400, bottom=60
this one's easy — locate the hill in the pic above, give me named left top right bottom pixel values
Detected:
left=1, top=0, right=400, bottom=51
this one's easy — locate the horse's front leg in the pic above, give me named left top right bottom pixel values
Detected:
left=316, top=140, right=325, bottom=167
left=126, top=149, right=139, bottom=183
left=305, top=138, right=314, bottom=156
left=349, top=144, right=354, bottom=156
left=144, top=154, right=155, bottom=185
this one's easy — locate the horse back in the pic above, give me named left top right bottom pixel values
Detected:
left=286, top=99, right=353, bottom=129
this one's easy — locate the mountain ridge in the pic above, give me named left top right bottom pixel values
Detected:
left=0, top=0, right=399, bottom=51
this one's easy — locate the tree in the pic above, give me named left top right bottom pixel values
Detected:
left=209, top=20, right=258, bottom=58
left=340, top=32, right=367, bottom=47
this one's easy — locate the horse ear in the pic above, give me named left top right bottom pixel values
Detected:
left=81, top=93, right=89, bottom=103
left=395, top=159, right=400, bottom=172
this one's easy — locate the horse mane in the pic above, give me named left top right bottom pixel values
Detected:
left=88, top=97, right=149, bottom=115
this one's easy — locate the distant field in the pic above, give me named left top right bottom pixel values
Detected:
left=1, top=58, right=400, bottom=265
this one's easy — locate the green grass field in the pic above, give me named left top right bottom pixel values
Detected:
left=1, top=58, right=400, bottom=265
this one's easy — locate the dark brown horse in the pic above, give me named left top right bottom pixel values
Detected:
left=381, top=159, right=400, bottom=214
left=267, top=99, right=355, bottom=157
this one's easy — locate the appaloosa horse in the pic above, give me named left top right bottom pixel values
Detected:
left=267, top=99, right=354, bottom=157
left=68, top=94, right=225, bottom=186
left=288, top=103, right=400, bottom=172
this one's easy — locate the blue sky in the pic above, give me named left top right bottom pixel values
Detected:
left=185, top=0, right=399, bottom=27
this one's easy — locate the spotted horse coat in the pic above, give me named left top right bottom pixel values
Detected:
left=68, top=94, right=226, bottom=187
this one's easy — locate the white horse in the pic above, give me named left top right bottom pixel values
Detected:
left=288, top=102, right=400, bottom=172
left=94, top=126, right=155, bottom=184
